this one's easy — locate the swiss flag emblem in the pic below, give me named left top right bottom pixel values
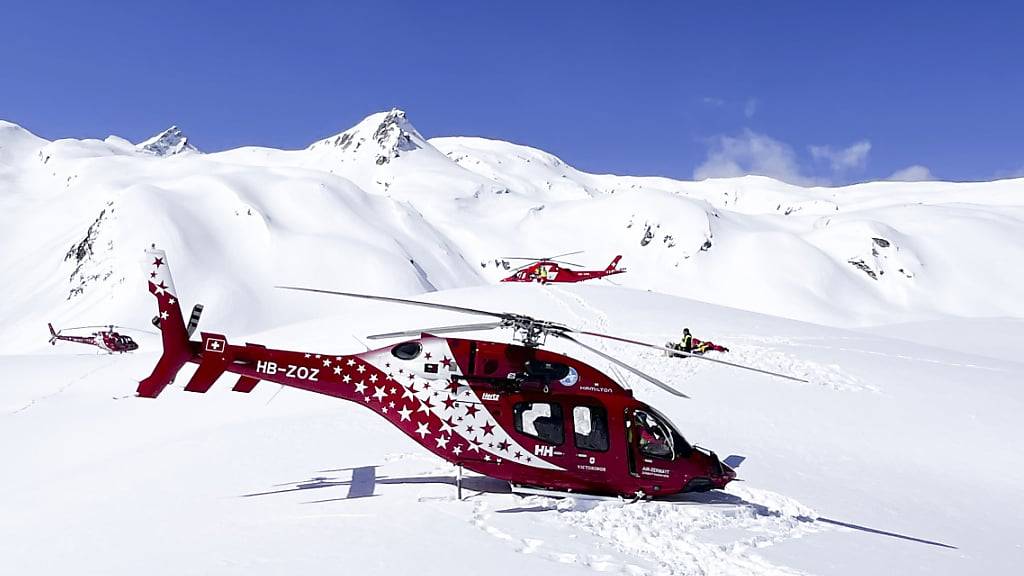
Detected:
left=205, top=337, right=226, bottom=353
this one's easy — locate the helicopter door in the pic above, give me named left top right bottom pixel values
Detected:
left=570, top=404, right=611, bottom=479
left=627, top=409, right=676, bottom=485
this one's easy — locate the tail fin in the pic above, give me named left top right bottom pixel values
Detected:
left=137, top=249, right=195, bottom=398
left=606, top=255, right=622, bottom=271
left=48, top=323, right=57, bottom=345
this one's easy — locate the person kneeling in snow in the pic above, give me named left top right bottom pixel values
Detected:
left=668, top=328, right=730, bottom=356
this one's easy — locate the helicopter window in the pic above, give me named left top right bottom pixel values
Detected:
left=573, top=405, right=609, bottom=451
left=635, top=410, right=674, bottom=459
left=514, top=402, right=564, bottom=445
left=391, top=341, right=423, bottom=361
left=647, top=406, right=693, bottom=458
left=524, top=360, right=570, bottom=381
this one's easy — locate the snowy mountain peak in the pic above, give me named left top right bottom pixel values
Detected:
left=137, top=125, right=199, bottom=157
left=308, top=108, right=427, bottom=165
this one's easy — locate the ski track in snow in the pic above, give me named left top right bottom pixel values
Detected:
left=457, top=485, right=825, bottom=576
left=470, top=498, right=653, bottom=575
left=560, top=494, right=820, bottom=576
left=8, top=356, right=118, bottom=414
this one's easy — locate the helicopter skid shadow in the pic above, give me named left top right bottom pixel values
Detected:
left=641, top=492, right=958, bottom=549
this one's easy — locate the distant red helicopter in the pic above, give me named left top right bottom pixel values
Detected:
left=500, top=251, right=626, bottom=283
left=138, top=249, right=802, bottom=499
left=48, top=323, right=139, bottom=353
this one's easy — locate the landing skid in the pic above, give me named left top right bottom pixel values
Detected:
left=509, top=484, right=638, bottom=503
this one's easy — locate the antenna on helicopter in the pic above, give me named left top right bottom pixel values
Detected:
left=276, top=286, right=808, bottom=398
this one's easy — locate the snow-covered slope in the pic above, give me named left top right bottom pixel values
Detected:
left=2, top=284, right=1021, bottom=575
left=1, top=110, right=1023, bottom=575
left=2, top=110, right=1023, bottom=346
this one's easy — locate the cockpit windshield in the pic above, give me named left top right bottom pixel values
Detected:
left=635, top=408, right=693, bottom=460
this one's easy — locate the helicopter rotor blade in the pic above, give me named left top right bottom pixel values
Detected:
left=544, top=250, right=585, bottom=260
left=505, top=259, right=583, bottom=273
left=62, top=324, right=159, bottom=335
left=276, top=286, right=508, bottom=320
left=573, top=329, right=808, bottom=383
left=501, top=251, right=583, bottom=261
left=366, top=321, right=506, bottom=340
left=555, top=333, right=690, bottom=399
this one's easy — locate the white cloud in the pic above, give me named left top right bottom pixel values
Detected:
left=809, top=140, right=872, bottom=173
left=693, top=129, right=819, bottom=185
left=744, top=98, right=758, bottom=119
left=887, top=165, right=933, bottom=181
left=993, top=165, right=1024, bottom=179
left=701, top=96, right=725, bottom=107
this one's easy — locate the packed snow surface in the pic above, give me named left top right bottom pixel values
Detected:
left=1, top=111, right=1022, bottom=575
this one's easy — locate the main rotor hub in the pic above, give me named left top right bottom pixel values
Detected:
left=503, top=314, right=569, bottom=347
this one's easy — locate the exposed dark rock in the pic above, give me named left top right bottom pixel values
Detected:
left=847, top=258, right=878, bottom=280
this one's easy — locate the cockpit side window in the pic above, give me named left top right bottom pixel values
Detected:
left=514, top=402, right=564, bottom=445
left=635, top=409, right=674, bottom=459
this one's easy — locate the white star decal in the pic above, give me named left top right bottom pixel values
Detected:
left=415, top=422, right=431, bottom=438
left=369, top=374, right=378, bottom=383
left=154, top=285, right=166, bottom=295
left=417, top=401, right=432, bottom=415
left=160, top=311, right=169, bottom=320
left=343, top=374, right=352, bottom=383
left=388, top=401, right=395, bottom=409
left=357, top=365, right=366, bottom=373
left=347, top=359, right=356, bottom=366
left=323, top=359, right=331, bottom=367
left=373, top=386, right=387, bottom=401
left=304, top=353, right=311, bottom=359
left=168, top=298, right=176, bottom=305
left=452, top=445, right=463, bottom=456
left=401, top=387, right=416, bottom=401
left=435, top=435, right=450, bottom=449
left=398, top=406, right=412, bottom=421
left=354, top=381, right=367, bottom=394
left=333, top=366, right=342, bottom=375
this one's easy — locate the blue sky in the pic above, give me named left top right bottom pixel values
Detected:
left=2, top=1, right=1022, bottom=183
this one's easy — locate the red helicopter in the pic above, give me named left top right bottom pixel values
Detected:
left=138, top=249, right=803, bottom=499
left=500, top=251, right=626, bottom=284
left=48, top=323, right=139, bottom=353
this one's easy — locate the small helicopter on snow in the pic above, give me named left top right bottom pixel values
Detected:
left=499, top=251, right=626, bottom=284
left=48, top=323, right=139, bottom=354
left=138, top=248, right=803, bottom=499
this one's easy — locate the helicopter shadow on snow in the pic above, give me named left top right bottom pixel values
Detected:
left=239, top=465, right=956, bottom=550
left=240, top=465, right=512, bottom=503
